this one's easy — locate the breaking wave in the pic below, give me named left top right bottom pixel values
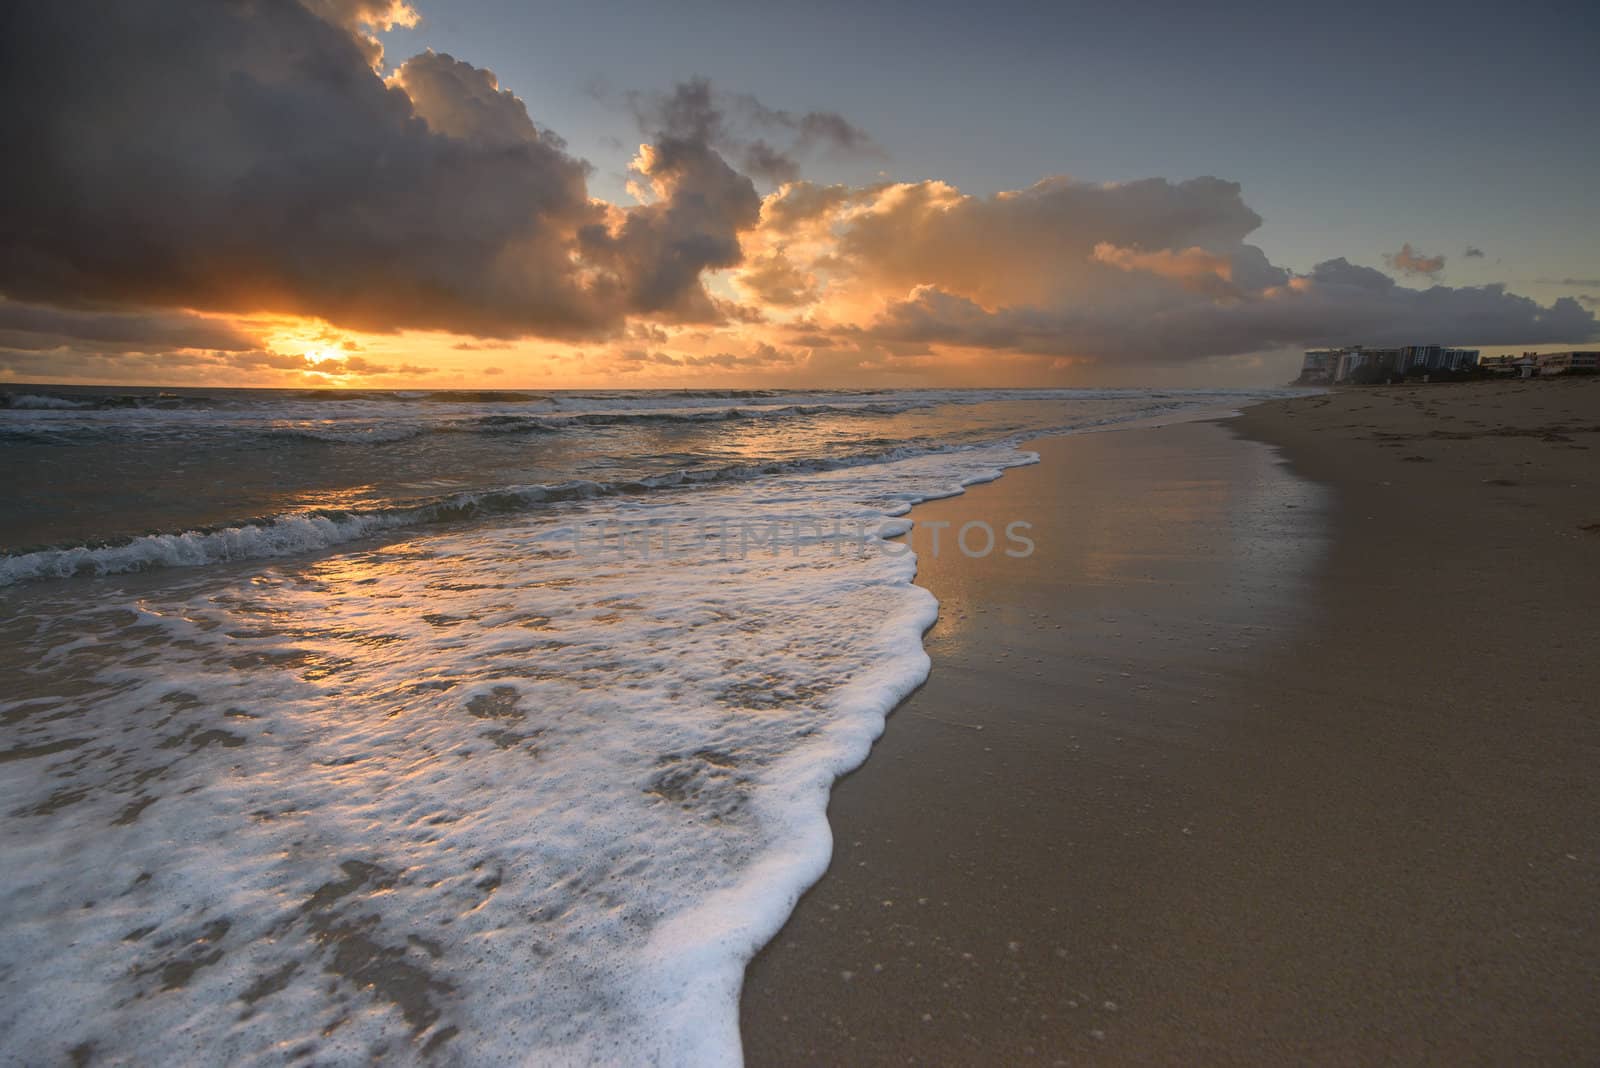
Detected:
left=0, top=440, right=986, bottom=585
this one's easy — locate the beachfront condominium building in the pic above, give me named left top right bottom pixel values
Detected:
left=1480, top=354, right=1537, bottom=376
left=1398, top=345, right=1481, bottom=373
left=1297, top=345, right=1481, bottom=384
left=1536, top=351, right=1600, bottom=375
left=1298, top=349, right=1339, bottom=384
left=1481, top=351, right=1600, bottom=376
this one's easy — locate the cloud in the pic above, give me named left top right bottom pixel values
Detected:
left=734, top=250, right=818, bottom=306
left=390, top=50, right=547, bottom=148
left=834, top=176, right=1275, bottom=307
left=610, top=348, right=682, bottom=370
left=627, top=322, right=671, bottom=343
left=0, top=2, right=1588, bottom=386
left=0, top=300, right=263, bottom=354
left=304, top=354, right=437, bottom=376
left=599, top=339, right=803, bottom=377
left=866, top=276, right=1593, bottom=364
left=685, top=343, right=800, bottom=370
left=1536, top=277, right=1600, bottom=287
left=302, top=0, right=418, bottom=30
left=0, top=0, right=609, bottom=337
left=1464, top=246, right=1486, bottom=258
left=1092, top=242, right=1236, bottom=296
left=0, top=1, right=775, bottom=341
left=0, top=346, right=228, bottom=384
left=623, top=79, right=879, bottom=187
left=756, top=182, right=859, bottom=235
left=741, top=176, right=1595, bottom=365
left=299, top=0, right=418, bottom=68
left=1385, top=243, right=1446, bottom=277
left=0, top=296, right=447, bottom=383
left=578, top=129, right=761, bottom=321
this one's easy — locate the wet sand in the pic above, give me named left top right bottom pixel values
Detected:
left=740, top=379, right=1600, bottom=1064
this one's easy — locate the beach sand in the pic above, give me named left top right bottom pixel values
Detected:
left=740, top=379, right=1600, bottom=1064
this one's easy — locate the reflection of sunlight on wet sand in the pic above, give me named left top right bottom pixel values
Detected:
left=1069, top=437, right=1320, bottom=595
left=909, top=425, right=1327, bottom=670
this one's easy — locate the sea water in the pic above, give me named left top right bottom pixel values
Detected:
left=0, top=386, right=1291, bottom=1063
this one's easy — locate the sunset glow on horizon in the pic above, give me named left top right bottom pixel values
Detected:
left=3, top=0, right=1596, bottom=390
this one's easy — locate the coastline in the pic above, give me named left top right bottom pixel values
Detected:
left=0, top=389, right=1268, bottom=1063
left=740, top=380, right=1600, bottom=1063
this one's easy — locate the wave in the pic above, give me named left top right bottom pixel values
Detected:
left=0, top=397, right=1242, bottom=585
left=555, top=400, right=924, bottom=426
left=0, top=441, right=981, bottom=586
left=562, top=388, right=796, bottom=401
left=246, top=403, right=924, bottom=447
left=0, top=387, right=554, bottom=411
left=416, top=390, right=553, bottom=404
left=8, top=397, right=937, bottom=447
left=267, top=400, right=934, bottom=445
left=1, top=390, right=227, bottom=411
left=2, top=393, right=93, bottom=409
left=0, top=427, right=74, bottom=445
left=257, top=424, right=435, bottom=445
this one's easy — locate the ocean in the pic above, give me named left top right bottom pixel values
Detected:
left=0, top=385, right=1290, bottom=1063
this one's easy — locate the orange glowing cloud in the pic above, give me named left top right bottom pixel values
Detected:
left=1091, top=242, right=1236, bottom=292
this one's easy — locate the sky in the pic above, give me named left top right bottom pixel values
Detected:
left=1, top=0, right=1597, bottom=389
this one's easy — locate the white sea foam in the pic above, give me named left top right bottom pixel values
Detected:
left=0, top=441, right=1020, bottom=587
left=0, top=444, right=1033, bottom=1064
left=2, top=393, right=93, bottom=409
left=0, top=511, right=406, bottom=584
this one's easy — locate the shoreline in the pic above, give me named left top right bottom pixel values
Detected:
left=740, top=379, right=1600, bottom=1063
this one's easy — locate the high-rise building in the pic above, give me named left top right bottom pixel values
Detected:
left=1298, top=344, right=1480, bottom=383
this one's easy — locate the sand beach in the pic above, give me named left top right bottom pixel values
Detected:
left=743, top=379, right=1600, bottom=1064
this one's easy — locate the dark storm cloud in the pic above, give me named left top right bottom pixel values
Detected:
left=0, top=1, right=769, bottom=339
left=1464, top=246, right=1486, bottom=258
left=624, top=79, right=879, bottom=186
left=299, top=0, right=417, bottom=67
left=0, top=300, right=262, bottom=354
left=578, top=85, right=763, bottom=321
left=0, top=0, right=607, bottom=336
left=578, top=140, right=759, bottom=320
left=791, top=111, right=876, bottom=155
left=740, top=142, right=802, bottom=187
